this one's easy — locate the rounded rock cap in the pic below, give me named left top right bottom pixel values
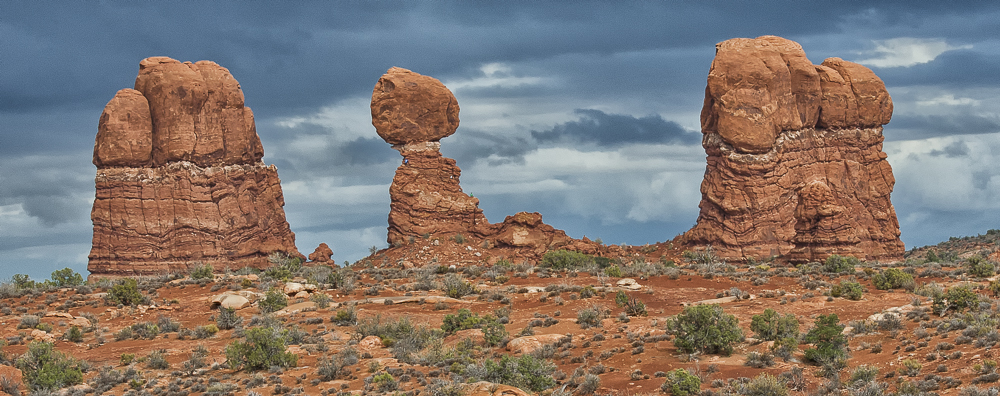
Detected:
left=371, top=67, right=460, bottom=145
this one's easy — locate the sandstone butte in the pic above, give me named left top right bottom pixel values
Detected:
left=679, top=35, right=904, bottom=263
left=89, top=57, right=301, bottom=276
left=371, top=67, right=601, bottom=257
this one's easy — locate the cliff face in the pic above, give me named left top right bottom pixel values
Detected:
left=681, top=36, right=904, bottom=263
left=89, top=57, right=299, bottom=276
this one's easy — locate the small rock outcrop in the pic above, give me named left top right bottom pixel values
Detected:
left=372, top=67, right=594, bottom=255
left=680, top=36, right=904, bottom=262
left=89, top=57, right=300, bottom=276
left=308, top=243, right=334, bottom=263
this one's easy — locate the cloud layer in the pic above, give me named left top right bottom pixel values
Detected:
left=2, top=2, right=999, bottom=279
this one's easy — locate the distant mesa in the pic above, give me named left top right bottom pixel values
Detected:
left=89, top=56, right=301, bottom=276
left=680, top=35, right=904, bottom=262
left=371, top=67, right=601, bottom=257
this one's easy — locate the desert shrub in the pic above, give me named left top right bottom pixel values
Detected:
left=824, top=255, right=859, bottom=274
left=744, top=351, right=775, bottom=368
left=967, top=255, right=997, bottom=278
left=49, top=268, right=83, bottom=287
left=440, top=309, right=507, bottom=346
left=15, top=341, right=85, bottom=390
left=661, top=368, right=701, bottom=396
left=933, top=284, right=980, bottom=315
left=735, top=373, right=788, bottom=396
left=541, top=250, right=595, bottom=270
left=623, top=296, right=648, bottom=317
left=189, top=263, right=214, bottom=280
left=803, top=314, right=849, bottom=376
left=750, top=308, right=799, bottom=341
left=17, top=314, right=40, bottom=329
left=65, top=326, right=83, bottom=343
left=575, top=373, right=601, bottom=395
left=579, top=285, right=596, bottom=299
left=146, top=350, right=169, bottom=369
left=442, top=274, right=478, bottom=298
left=849, top=365, right=880, bottom=385
left=216, top=306, right=242, bottom=330
left=872, top=268, right=915, bottom=290
left=665, top=304, right=743, bottom=355
left=831, top=280, right=865, bottom=300
left=577, top=304, right=608, bottom=329
left=108, top=278, right=146, bottom=306
left=332, top=306, right=357, bottom=326
left=770, top=337, right=799, bottom=360
left=463, top=354, right=556, bottom=392
left=356, top=315, right=418, bottom=346
left=614, top=290, right=629, bottom=307
left=604, top=265, right=623, bottom=278
left=225, top=326, right=298, bottom=371
left=310, top=292, right=332, bottom=309
left=156, top=315, right=180, bottom=333
left=901, top=359, right=922, bottom=377
left=89, top=365, right=142, bottom=394
left=128, top=322, right=160, bottom=340
left=258, top=288, right=288, bottom=314
left=264, top=252, right=302, bottom=281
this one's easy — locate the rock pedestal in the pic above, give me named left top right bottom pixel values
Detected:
left=372, top=67, right=592, bottom=255
left=89, top=57, right=300, bottom=276
left=681, top=36, right=904, bottom=263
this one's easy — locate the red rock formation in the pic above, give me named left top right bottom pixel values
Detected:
left=308, top=243, right=334, bottom=263
left=681, top=36, right=904, bottom=263
left=89, top=57, right=299, bottom=276
left=372, top=67, right=595, bottom=256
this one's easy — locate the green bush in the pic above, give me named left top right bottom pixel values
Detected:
left=332, top=306, right=357, bottom=326
left=258, top=288, right=288, bottom=314
left=849, top=365, right=879, bottom=384
left=49, top=268, right=83, bottom=287
left=803, top=314, right=849, bottom=376
left=65, top=326, right=83, bottom=343
left=831, top=280, right=864, bottom=300
left=108, top=278, right=146, bottom=306
left=442, top=274, right=478, bottom=298
left=216, top=306, right=242, bottom=330
left=661, top=368, right=700, bottom=396
left=614, top=290, right=629, bottom=307
left=933, top=284, right=980, bottom=315
left=750, top=309, right=798, bottom=341
left=739, top=373, right=788, bottom=396
left=823, top=255, right=859, bottom=274
left=872, top=268, right=915, bottom=290
left=901, top=359, right=922, bottom=377
left=966, top=255, right=997, bottom=278
left=224, top=326, right=298, bottom=371
left=264, top=252, right=302, bottom=281
left=577, top=305, right=608, bottom=329
left=464, top=354, right=556, bottom=392
left=372, top=372, right=398, bottom=392
left=189, top=263, right=214, bottom=280
left=146, top=350, right=169, bottom=370
left=541, top=250, right=595, bottom=270
left=15, top=341, right=85, bottom=390
left=665, top=304, right=743, bottom=355
left=604, top=265, right=623, bottom=278
left=440, top=308, right=508, bottom=346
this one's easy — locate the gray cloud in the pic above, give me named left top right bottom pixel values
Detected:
left=929, top=140, right=970, bottom=157
left=886, top=114, right=1000, bottom=141
left=531, top=109, right=700, bottom=147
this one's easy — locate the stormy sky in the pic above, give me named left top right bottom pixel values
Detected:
left=2, top=2, right=998, bottom=280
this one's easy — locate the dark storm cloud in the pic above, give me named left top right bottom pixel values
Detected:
left=886, top=114, right=1000, bottom=141
left=0, top=153, right=93, bottom=225
left=531, top=109, right=700, bottom=147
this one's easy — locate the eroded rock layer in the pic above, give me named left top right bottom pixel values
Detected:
left=89, top=57, right=299, bottom=276
left=681, top=36, right=904, bottom=262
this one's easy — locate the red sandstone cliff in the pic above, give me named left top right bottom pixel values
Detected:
left=89, top=57, right=300, bottom=276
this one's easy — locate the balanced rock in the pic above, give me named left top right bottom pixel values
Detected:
left=89, top=57, right=300, bottom=276
left=681, top=36, right=903, bottom=263
left=372, top=67, right=460, bottom=145
left=308, top=243, right=333, bottom=263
